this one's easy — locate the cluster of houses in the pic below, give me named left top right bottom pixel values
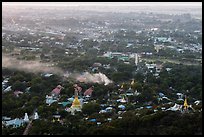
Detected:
left=2, top=74, right=202, bottom=128
left=45, top=78, right=200, bottom=124
left=2, top=112, right=39, bottom=128
left=2, top=77, right=31, bottom=97
left=45, top=84, right=94, bottom=115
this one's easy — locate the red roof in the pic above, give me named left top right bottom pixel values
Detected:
left=52, top=85, right=63, bottom=95
left=84, top=87, right=93, bottom=96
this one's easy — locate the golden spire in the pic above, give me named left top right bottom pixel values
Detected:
left=72, top=96, right=81, bottom=108
left=183, top=97, right=189, bottom=110
left=71, top=89, right=81, bottom=109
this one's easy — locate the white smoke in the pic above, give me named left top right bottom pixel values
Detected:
left=3, top=55, right=113, bottom=85
left=2, top=54, right=64, bottom=75
left=74, top=72, right=113, bottom=85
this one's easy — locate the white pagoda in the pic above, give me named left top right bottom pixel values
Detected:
left=23, top=113, right=29, bottom=122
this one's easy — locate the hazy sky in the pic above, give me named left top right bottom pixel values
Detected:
left=2, top=2, right=202, bottom=7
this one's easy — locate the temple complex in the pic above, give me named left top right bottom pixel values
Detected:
left=67, top=85, right=83, bottom=115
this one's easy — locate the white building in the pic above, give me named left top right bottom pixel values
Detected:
left=135, top=53, right=139, bottom=66
left=34, top=112, right=39, bottom=120
left=23, top=113, right=29, bottom=122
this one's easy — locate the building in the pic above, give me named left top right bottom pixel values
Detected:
left=4, top=118, right=25, bottom=128
left=154, top=37, right=171, bottom=43
left=84, top=86, right=94, bottom=96
left=67, top=88, right=83, bottom=115
left=46, top=95, right=58, bottom=106
left=183, top=96, right=189, bottom=111
left=135, top=53, right=139, bottom=66
left=34, top=112, right=39, bottom=120
left=51, top=85, right=63, bottom=97
left=24, top=113, right=29, bottom=122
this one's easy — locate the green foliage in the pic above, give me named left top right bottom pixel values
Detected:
left=11, top=80, right=27, bottom=91
left=82, top=102, right=100, bottom=115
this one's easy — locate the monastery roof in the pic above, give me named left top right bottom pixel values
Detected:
left=52, top=85, right=63, bottom=95
left=5, top=118, right=24, bottom=127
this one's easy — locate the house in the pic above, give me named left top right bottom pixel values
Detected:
left=117, top=98, right=127, bottom=103
left=146, top=106, right=153, bottom=109
left=126, top=88, right=134, bottom=96
left=46, top=95, right=58, bottom=106
left=105, top=107, right=113, bottom=112
left=146, top=63, right=156, bottom=69
left=84, top=87, right=94, bottom=96
left=58, top=102, right=72, bottom=107
left=176, top=93, right=184, bottom=99
left=118, top=105, right=126, bottom=110
left=159, top=92, right=165, bottom=97
left=2, top=116, right=11, bottom=121
left=4, top=118, right=25, bottom=128
left=166, top=103, right=182, bottom=111
left=43, top=73, right=53, bottom=77
left=89, top=119, right=97, bottom=122
left=4, top=86, right=12, bottom=93
left=126, top=43, right=133, bottom=48
left=155, top=37, right=171, bottom=43
left=2, top=78, right=10, bottom=91
left=106, top=118, right=112, bottom=122
left=166, top=68, right=172, bottom=72
left=176, top=48, right=184, bottom=53
left=99, top=110, right=107, bottom=114
left=51, top=85, right=63, bottom=97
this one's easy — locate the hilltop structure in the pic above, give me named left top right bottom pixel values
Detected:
left=66, top=85, right=83, bottom=115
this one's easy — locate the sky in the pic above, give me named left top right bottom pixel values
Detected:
left=2, top=2, right=202, bottom=7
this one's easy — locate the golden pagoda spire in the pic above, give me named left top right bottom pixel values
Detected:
left=71, top=91, right=81, bottom=108
left=183, top=96, right=189, bottom=110
left=72, top=96, right=81, bottom=108
left=71, top=87, right=82, bottom=110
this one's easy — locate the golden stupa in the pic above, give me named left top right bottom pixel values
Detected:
left=71, top=96, right=81, bottom=109
left=183, top=97, right=189, bottom=110
left=70, top=90, right=82, bottom=112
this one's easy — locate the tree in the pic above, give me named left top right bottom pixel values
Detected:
left=82, top=102, right=100, bottom=115
left=12, top=80, right=27, bottom=91
left=9, top=73, right=25, bottom=84
left=27, top=96, right=41, bottom=106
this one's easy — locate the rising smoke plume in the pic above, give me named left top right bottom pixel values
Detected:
left=2, top=54, right=64, bottom=75
left=3, top=54, right=113, bottom=85
left=74, top=72, right=113, bottom=85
